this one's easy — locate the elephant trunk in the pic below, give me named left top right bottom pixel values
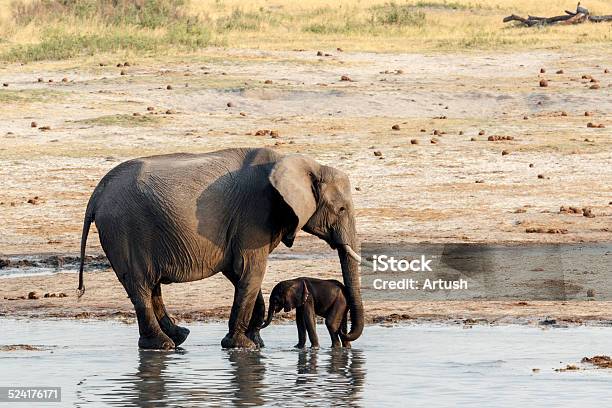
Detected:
left=261, top=298, right=277, bottom=329
left=338, top=240, right=365, bottom=342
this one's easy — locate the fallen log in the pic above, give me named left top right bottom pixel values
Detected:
left=503, top=2, right=612, bottom=26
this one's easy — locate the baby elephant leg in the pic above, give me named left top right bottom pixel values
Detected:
left=295, top=306, right=307, bottom=349
left=325, top=301, right=345, bottom=348
left=303, top=301, right=319, bottom=348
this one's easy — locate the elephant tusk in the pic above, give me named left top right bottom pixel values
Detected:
left=342, top=245, right=374, bottom=269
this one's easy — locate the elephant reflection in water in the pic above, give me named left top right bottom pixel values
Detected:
left=226, top=350, right=266, bottom=406
left=294, top=349, right=365, bottom=405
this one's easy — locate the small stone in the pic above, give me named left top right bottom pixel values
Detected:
left=30, top=121, right=37, bottom=128
left=584, top=111, right=592, bottom=116
left=478, top=130, right=485, bottom=135
left=529, top=163, right=534, bottom=168
left=132, top=112, right=141, bottom=116
left=604, top=69, right=609, bottom=74
left=28, top=291, right=39, bottom=300
left=470, top=137, right=476, bottom=141
left=61, top=77, right=68, bottom=82
left=340, top=75, right=351, bottom=81
left=117, top=63, right=123, bottom=67
left=540, top=68, right=546, bottom=73
left=37, top=78, right=43, bottom=82
left=239, top=112, right=247, bottom=116
left=537, top=174, right=545, bottom=179
left=430, top=138, right=438, bottom=144
left=227, top=102, right=234, bottom=107
left=475, top=180, right=484, bottom=184
left=587, top=289, right=595, bottom=298
left=523, top=115, right=529, bottom=120
left=120, top=70, right=126, bottom=75
left=317, top=51, right=323, bottom=56
left=146, top=106, right=155, bottom=111
left=582, top=207, right=595, bottom=218
left=410, top=139, right=419, bottom=145
left=166, top=85, right=173, bottom=90
left=165, top=109, right=176, bottom=115
left=560, top=111, right=567, bottom=116
left=539, top=79, right=548, bottom=87
left=590, top=84, right=600, bottom=89
left=2, top=83, right=8, bottom=87
left=556, top=69, right=564, bottom=74
left=39, top=126, right=51, bottom=131
left=501, top=150, right=510, bottom=156
left=458, top=130, right=464, bottom=135
left=391, top=124, right=400, bottom=130
left=373, top=150, right=383, bottom=157
left=264, top=79, right=273, bottom=84
left=270, top=130, right=279, bottom=138
left=124, top=61, right=130, bottom=67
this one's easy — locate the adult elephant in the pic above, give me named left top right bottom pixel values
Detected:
left=77, top=147, right=364, bottom=349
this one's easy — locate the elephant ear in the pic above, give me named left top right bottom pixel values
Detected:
left=269, top=154, right=318, bottom=247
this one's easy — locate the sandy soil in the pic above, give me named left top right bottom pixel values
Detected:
left=0, top=47, right=610, bottom=323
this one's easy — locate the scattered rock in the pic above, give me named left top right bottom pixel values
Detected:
left=132, top=112, right=141, bottom=116
left=586, top=289, right=595, bottom=298
left=264, top=80, right=273, bottom=84
left=166, top=85, right=173, bottom=90
left=590, top=84, right=600, bottom=89
left=478, top=130, right=485, bottom=135
left=39, top=126, right=51, bottom=131
left=582, top=207, right=595, bottom=218
left=391, top=124, right=400, bottom=130
left=537, top=174, right=546, bottom=179
left=529, top=163, right=534, bottom=168
left=430, top=138, right=438, bottom=144
left=27, top=291, right=39, bottom=300
left=316, top=51, right=323, bottom=56
left=556, top=69, right=564, bottom=74
left=410, top=139, right=419, bottom=145
left=226, top=102, right=234, bottom=107
left=584, top=111, right=592, bottom=116
left=61, top=77, right=68, bottom=82
left=582, top=356, right=612, bottom=369
left=270, top=130, right=279, bottom=138
left=501, top=150, right=510, bottom=156
left=604, top=69, right=609, bottom=74
left=587, top=122, right=605, bottom=128
left=475, top=179, right=484, bottom=184
left=340, top=75, right=352, bottom=81
left=123, top=61, right=130, bottom=67
left=27, top=196, right=41, bottom=205
left=581, top=74, right=592, bottom=80
left=120, top=70, right=126, bottom=75
left=555, top=364, right=580, bottom=372
left=37, top=78, right=43, bottom=82
left=560, top=111, right=567, bottom=116
left=30, top=121, right=37, bottom=128
left=458, top=130, right=464, bottom=135
left=539, top=79, right=548, bottom=87
left=165, top=109, right=176, bottom=115
left=487, top=135, right=514, bottom=141
left=470, top=137, right=476, bottom=141
left=146, top=106, right=155, bottom=111
left=373, top=150, right=383, bottom=157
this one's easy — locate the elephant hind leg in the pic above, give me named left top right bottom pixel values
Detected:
left=151, top=283, right=190, bottom=347
left=127, top=285, right=175, bottom=350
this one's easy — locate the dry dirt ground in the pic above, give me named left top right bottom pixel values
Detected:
left=0, top=47, right=611, bottom=324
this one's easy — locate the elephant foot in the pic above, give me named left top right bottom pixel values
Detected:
left=342, top=342, right=351, bottom=349
left=139, top=333, right=175, bottom=350
left=331, top=342, right=342, bottom=349
left=310, top=344, right=320, bottom=350
left=294, top=343, right=306, bottom=349
left=221, top=332, right=257, bottom=349
left=247, top=330, right=265, bottom=348
left=168, top=325, right=190, bottom=347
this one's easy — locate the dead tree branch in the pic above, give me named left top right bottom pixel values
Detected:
left=503, top=2, right=612, bottom=26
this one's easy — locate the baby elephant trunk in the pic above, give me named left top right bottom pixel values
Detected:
left=261, top=298, right=277, bottom=329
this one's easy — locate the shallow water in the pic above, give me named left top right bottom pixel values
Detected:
left=1, top=320, right=612, bottom=407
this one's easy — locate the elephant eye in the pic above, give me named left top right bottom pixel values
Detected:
left=339, top=206, right=346, bottom=213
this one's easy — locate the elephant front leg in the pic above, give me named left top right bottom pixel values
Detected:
left=222, top=259, right=265, bottom=349
left=246, top=290, right=265, bottom=348
left=295, top=306, right=307, bottom=349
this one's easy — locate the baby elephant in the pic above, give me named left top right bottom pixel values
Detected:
left=262, top=277, right=351, bottom=349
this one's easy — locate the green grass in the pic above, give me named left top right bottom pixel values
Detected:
left=74, top=114, right=164, bottom=127
left=0, top=89, right=67, bottom=103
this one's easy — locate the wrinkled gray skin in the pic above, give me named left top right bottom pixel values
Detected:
left=77, top=148, right=363, bottom=350
left=262, top=277, right=351, bottom=349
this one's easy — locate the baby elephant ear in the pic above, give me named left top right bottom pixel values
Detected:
left=269, top=154, right=318, bottom=247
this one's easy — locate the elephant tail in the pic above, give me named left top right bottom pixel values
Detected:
left=77, top=194, right=97, bottom=298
